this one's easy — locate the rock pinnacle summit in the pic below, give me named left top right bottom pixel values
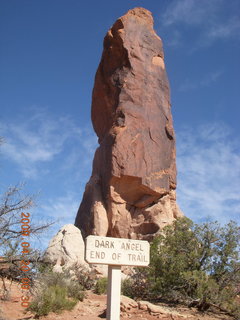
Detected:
left=75, top=7, right=183, bottom=240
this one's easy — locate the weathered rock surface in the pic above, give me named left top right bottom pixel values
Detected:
left=43, top=224, right=87, bottom=272
left=138, top=301, right=189, bottom=317
left=120, top=295, right=138, bottom=312
left=75, top=7, right=183, bottom=240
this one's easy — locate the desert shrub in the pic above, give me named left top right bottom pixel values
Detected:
left=67, top=282, right=85, bottom=301
left=65, top=263, right=95, bottom=290
left=28, top=268, right=85, bottom=316
left=121, top=278, right=134, bottom=298
left=94, top=277, right=108, bottom=295
left=39, top=269, right=68, bottom=288
left=35, top=261, right=53, bottom=274
left=124, top=218, right=240, bottom=318
left=28, top=285, right=77, bottom=316
left=121, top=270, right=152, bottom=300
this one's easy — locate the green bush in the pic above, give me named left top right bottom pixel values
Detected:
left=67, top=282, right=85, bottom=301
left=28, top=269, right=86, bottom=316
left=94, top=277, right=108, bottom=295
left=124, top=218, right=240, bottom=318
left=65, top=263, right=96, bottom=290
left=28, top=285, right=77, bottom=316
left=121, top=270, right=152, bottom=300
left=121, top=278, right=134, bottom=298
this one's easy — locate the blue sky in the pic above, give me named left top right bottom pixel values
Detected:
left=0, top=0, right=239, bottom=249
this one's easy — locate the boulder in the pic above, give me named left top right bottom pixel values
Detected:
left=120, top=295, right=138, bottom=312
left=43, top=224, right=131, bottom=278
left=75, top=7, right=183, bottom=240
left=138, top=301, right=188, bottom=317
left=43, top=224, right=87, bottom=272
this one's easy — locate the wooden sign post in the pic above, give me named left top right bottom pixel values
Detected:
left=85, top=235, right=150, bottom=320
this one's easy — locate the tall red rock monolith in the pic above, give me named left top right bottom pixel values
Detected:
left=75, top=7, right=183, bottom=240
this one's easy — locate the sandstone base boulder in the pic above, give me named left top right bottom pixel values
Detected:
left=43, top=224, right=87, bottom=272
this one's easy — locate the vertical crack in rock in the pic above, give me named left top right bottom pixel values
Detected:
left=75, top=7, right=183, bottom=240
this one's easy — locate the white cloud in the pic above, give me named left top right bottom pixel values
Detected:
left=40, top=192, right=80, bottom=222
left=161, top=0, right=240, bottom=46
left=162, top=0, right=215, bottom=27
left=0, top=108, right=97, bottom=179
left=208, top=17, right=240, bottom=40
left=0, top=107, right=98, bottom=250
left=176, top=122, right=240, bottom=224
left=179, top=70, right=223, bottom=92
left=36, top=192, right=81, bottom=249
left=200, top=70, right=223, bottom=86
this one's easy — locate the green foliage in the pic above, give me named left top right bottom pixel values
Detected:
left=94, top=277, right=108, bottom=295
left=121, top=278, right=134, bottom=298
left=121, top=269, right=152, bottom=300
left=125, top=217, right=240, bottom=318
left=67, top=282, right=85, bottom=301
left=28, top=285, right=77, bottom=316
left=28, top=268, right=85, bottom=316
left=35, top=261, right=53, bottom=274
left=65, top=263, right=96, bottom=290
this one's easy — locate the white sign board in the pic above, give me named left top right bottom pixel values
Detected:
left=85, top=235, right=150, bottom=266
left=85, top=235, right=150, bottom=320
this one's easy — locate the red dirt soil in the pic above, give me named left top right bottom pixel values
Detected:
left=0, top=280, right=234, bottom=320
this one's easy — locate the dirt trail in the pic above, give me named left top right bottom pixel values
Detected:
left=0, top=280, right=233, bottom=320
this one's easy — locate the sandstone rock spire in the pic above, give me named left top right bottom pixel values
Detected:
left=75, top=7, right=183, bottom=240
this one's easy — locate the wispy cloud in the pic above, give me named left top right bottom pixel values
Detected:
left=32, top=192, right=81, bottom=250
left=177, top=122, right=240, bottom=224
left=0, top=107, right=99, bottom=250
left=0, top=108, right=97, bottom=179
left=161, top=0, right=240, bottom=47
left=179, top=70, right=223, bottom=92
left=40, top=192, right=80, bottom=222
left=208, top=16, right=240, bottom=40
left=162, top=0, right=216, bottom=27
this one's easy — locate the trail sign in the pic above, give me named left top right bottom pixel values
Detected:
left=85, top=235, right=150, bottom=320
left=85, top=235, right=150, bottom=266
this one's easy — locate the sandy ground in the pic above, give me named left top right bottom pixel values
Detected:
left=0, top=279, right=234, bottom=320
